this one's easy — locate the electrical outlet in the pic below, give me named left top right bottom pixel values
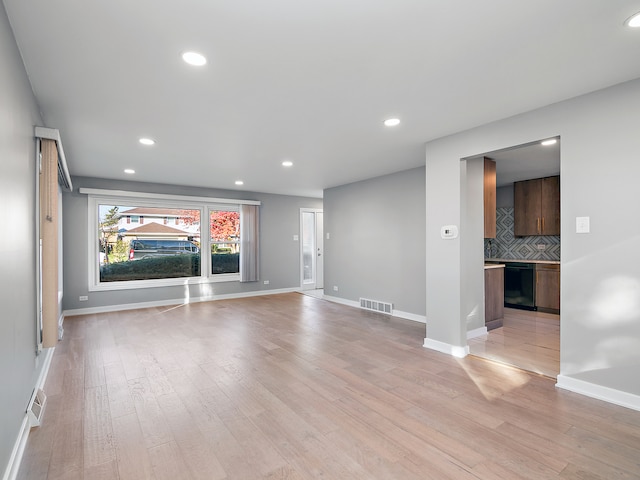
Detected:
left=333, top=286, right=338, bottom=292
left=79, top=295, right=88, bottom=301
left=263, top=280, right=270, bottom=285
left=537, top=244, right=546, bottom=250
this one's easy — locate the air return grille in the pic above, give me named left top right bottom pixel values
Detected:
left=359, top=297, right=393, bottom=315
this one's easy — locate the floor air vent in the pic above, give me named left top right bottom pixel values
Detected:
left=359, top=298, right=393, bottom=315
left=28, top=388, right=47, bottom=427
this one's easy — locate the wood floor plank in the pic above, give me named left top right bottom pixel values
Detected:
left=148, top=441, right=194, bottom=480
left=155, top=392, right=227, bottom=480
left=111, top=413, right=156, bottom=480
left=83, top=460, right=119, bottom=480
left=127, top=376, right=174, bottom=449
left=83, top=385, right=116, bottom=468
left=48, top=418, right=83, bottom=480
left=17, top=293, right=640, bottom=480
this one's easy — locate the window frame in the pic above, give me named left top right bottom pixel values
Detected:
left=85, top=188, right=259, bottom=292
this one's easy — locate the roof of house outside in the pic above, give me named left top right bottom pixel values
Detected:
left=123, top=223, right=196, bottom=236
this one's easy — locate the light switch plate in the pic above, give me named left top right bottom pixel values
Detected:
left=293, top=234, right=299, bottom=241
left=576, top=216, right=590, bottom=234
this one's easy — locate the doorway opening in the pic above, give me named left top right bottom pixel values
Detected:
left=300, top=208, right=323, bottom=292
left=466, top=138, right=561, bottom=378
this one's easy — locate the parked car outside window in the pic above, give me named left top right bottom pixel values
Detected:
left=128, top=239, right=200, bottom=260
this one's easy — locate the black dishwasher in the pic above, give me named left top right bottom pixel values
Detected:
left=504, top=262, right=536, bottom=310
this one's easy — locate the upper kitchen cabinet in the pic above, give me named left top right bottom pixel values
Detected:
left=514, top=175, right=560, bottom=236
left=484, top=157, right=496, bottom=238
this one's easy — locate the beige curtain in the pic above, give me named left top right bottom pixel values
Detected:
left=40, top=139, right=59, bottom=348
left=239, top=204, right=259, bottom=282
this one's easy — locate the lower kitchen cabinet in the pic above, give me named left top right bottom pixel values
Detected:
left=536, top=264, right=560, bottom=313
left=485, top=266, right=504, bottom=330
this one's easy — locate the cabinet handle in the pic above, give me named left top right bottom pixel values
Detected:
left=542, top=217, right=545, bottom=233
left=537, top=218, right=540, bottom=234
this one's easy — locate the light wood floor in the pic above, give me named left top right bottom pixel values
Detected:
left=18, top=293, right=640, bottom=479
left=468, top=308, right=560, bottom=378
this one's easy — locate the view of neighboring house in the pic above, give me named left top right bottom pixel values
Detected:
left=116, top=207, right=201, bottom=242
left=100, top=206, right=201, bottom=256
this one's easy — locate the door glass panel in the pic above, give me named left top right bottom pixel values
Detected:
left=302, top=212, right=315, bottom=283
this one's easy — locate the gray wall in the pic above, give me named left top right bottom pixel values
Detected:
left=496, top=185, right=514, bottom=208
left=425, top=77, right=640, bottom=396
left=0, top=3, right=46, bottom=473
left=63, top=176, right=322, bottom=311
left=323, top=167, right=426, bottom=316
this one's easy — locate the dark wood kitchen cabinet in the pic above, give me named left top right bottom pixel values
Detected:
left=484, top=157, right=496, bottom=238
left=536, top=263, right=560, bottom=313
left=485, top=265, right=504, bottom=330
left=514, top=176, right=560, bottom=236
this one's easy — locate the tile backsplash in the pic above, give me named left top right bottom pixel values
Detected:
left=484, top=207, right=560, bottom=261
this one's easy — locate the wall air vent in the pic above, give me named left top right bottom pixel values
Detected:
left=359, top=297, right=393, bottom=315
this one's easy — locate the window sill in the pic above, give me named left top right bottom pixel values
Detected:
left=88, top=273, right=240, bottom=292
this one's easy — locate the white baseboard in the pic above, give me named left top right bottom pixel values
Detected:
left=2, top=348, right=54, bottom=480
left=556, top=375, right=640, bottom=412
left=63, top=287, right=299, bottom=317
left=423, top=337, right=469, bottom=358
left=322, top=295, right=359, bottom=308
left=466, top=326, right=488, bottom=340
left=394, top=309, right=427, bottom=324
left=322, top=295, right=427, bottom=324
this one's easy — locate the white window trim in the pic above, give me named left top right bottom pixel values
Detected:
left=79, top=187, right=260, bottom=205
left=87, top=191, right=254, bottom=292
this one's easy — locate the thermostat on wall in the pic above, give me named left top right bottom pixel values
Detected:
left=440, top=225, right=458, bottom=239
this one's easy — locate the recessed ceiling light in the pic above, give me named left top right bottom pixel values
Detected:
left=625, top=12, right=640, bottom=27
left=182, top=51, right=207, bottom=66
left=124, top=169, right=135, bottom=174
left=541, top=138, right=557, bottom=146
left=384, top=118, right=400, bottom=127
left=282, top=160, right=293, bottom=167
left=235, top=180, right=244, bottom=186
left=139, top=138, right=155, bottom=146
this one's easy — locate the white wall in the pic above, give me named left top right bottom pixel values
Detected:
left=424, top=77, right=640, bottom=406
left=0, top=2, right=47, bottom=475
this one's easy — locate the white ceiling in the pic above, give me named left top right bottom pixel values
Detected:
left=486, top=140, right=561, bottom=188
left=4, top=1, right=640, bottom=198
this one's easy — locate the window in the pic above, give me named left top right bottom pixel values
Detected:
left=210, top=209, right=240, bottom=275
left=97, top=204, right=201, bottom=284
left=85, top=189, right=260, bottom=291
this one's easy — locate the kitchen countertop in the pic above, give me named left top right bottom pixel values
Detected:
left=484, top=263, right=505, bottom=270
left=485, top=258, right=560, bottom=265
